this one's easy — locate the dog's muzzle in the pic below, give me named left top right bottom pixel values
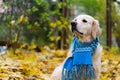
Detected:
left=71, top=22, right=77, bottom=32
left=71, top=22, right=83, bottom=35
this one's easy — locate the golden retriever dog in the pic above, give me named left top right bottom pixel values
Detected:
left=50, top=15, right=102, bottom=80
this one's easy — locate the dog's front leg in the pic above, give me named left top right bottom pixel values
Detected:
left=93, top=45, right=102, bottom=80
left=50, top=65, right=63, bottom=80
left=50, top=46, right=72, bottom=80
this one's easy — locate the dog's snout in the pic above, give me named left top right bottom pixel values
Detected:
left=71, top=22, right=77, bottom=32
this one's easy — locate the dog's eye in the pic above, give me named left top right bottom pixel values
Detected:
left=82, top=19, right=87, bottom=23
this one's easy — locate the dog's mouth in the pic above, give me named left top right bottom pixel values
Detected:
left=74, top=30, right=84, bottom=35
left=73, top=30, right=84, bottom=38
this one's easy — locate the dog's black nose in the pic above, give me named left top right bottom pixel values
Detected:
left=71, top=22, right=77, bottom=27
left=71, top=22, right=77, bottom=32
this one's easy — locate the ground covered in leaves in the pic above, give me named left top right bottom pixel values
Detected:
left=0, top=48, right=120, bottom=80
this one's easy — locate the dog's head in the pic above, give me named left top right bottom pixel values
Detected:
left=71, top=15, right=102, bottom=42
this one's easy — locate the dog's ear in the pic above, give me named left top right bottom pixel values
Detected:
left=91, top=20, right=102, bottom=39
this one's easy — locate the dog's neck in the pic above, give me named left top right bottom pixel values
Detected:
left=77, top=35, right=94, bottom=43
left=74, top=30, right=95, bottom=43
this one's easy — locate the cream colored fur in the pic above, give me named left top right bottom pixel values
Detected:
left=50, top=15, right=102, bottom=80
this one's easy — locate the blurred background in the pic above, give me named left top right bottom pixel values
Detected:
left=0, top=0, right=120, bottom=50
left=0, top=0, right=120, bottom=80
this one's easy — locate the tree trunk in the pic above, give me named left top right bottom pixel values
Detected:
left=57, top=0, right=68, bottom=49
left=106, top=0, right=112, bottom=48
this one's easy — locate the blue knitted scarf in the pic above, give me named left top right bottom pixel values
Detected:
left=62, top=36, right=99, bottom=80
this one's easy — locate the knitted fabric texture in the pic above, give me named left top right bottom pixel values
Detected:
left=62, top=36, right=99, bottom=80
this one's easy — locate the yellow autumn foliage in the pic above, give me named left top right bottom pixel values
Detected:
left=17, top=15, right=24, bottom=24
left=10, top=20, right=15, bottom=26
left=49, top=22, right=56, bottom=28
left=0, top=48, right=120, bottom=80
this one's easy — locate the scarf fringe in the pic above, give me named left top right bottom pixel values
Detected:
left=62, top=65, right=96, bottom=80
